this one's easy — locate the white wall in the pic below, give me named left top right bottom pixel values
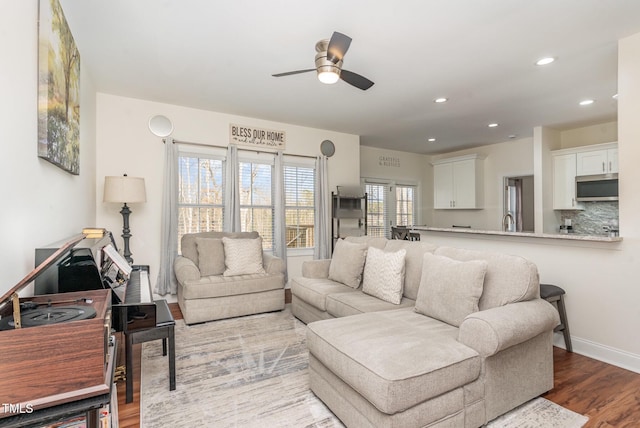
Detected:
left=560, top=121, right=617, bottom=149
left=94, top=94, right=361, bottom=294
left=428, top=137, right=534, bottom=230
left=0, top=0, right=97, bottom=298
left=419, top=32, right=640, bottom=373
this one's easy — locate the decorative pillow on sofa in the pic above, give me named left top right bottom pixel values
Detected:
left=221, top=237, right=266, bottom=276
left=414, top=253, right=487, bottom=327
left=362, top=247, right=406, bottom=304
left=328, top=239, right=368, bottom=288
left=195, top=237, right=225, bottom=276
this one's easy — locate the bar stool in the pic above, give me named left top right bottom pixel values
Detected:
left=540, top=283, right=572, bottom=352
left=125, top=299, right=176, bottom=403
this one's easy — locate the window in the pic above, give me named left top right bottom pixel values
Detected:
left=364, top=180, right=418, bottom=238
left=284, top=165, right=315, bottom=249
left=177, top=154, right=224, bottom=248
left=239, top=161, right=274, bottom=250
left=396, top=185, right=416, bottom=226
left=176, top=148, right=317, bottom=254
left=365, top=183, right=388, bottom=238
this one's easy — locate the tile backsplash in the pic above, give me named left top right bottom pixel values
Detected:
left=560, top=202, right=619, bottom=235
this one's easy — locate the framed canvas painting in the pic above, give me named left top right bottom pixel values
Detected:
left=38, top=0, right=80, bottom=175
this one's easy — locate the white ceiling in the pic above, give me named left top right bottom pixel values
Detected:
left=60, top=0, right=640, bottom=154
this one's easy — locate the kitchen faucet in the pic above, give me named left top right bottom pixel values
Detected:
left=502, top=212, right=515, bottom=232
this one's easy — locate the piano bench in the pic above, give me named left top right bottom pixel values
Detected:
left=125, top=299, right=176, bottom=403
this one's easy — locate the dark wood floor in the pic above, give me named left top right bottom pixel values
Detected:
left=117, top=302, right=640, bottom=428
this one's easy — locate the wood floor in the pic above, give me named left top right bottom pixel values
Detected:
left=116, top=303, right=640, bottom=428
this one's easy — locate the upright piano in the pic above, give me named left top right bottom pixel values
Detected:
left=34, top=229, right=157, bottom=333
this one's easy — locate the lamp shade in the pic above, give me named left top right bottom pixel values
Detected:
left=103, top=176, right=147, bottom=203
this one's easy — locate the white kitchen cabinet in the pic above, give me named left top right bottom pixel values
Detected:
left=432, top=155, right=483, bottom=209
left=552, top=153, right=583, bottom=210
left=576, top=146, right=618, bottom=175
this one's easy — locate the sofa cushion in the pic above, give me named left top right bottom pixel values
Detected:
left=326, top=292, right=415, bottom=318
left=383, top=240, right=438, bottom=300
left=181, top=231, right=259, bottom=267
left=306, top=309, right=481, bottom=414
left=434, top=246, right=539, bottom=310
left=328, top=239, right=368, bottom=288
left=290, top=277, right=356, bottom=311
left=415, top=253, right=487, bottom=327
left=195, top=237, right=225, bottom=276
left=362, top=246, right=406, bottom=304
left=179, top=272, right=283, bottom=300
left=222, top=237, right=265, bottom=276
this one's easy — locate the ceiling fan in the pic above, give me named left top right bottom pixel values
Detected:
left=272, top=31, right=374, bottom=91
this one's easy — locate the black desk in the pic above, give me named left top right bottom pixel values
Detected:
left=0, top=339, right=117, bottom=428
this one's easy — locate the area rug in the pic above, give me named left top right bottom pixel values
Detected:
left=486, top=398, right=588, bottom=428
left=140, top=308, right=587, bottom=428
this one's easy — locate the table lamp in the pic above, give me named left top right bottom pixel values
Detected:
left=103, top=174, right=147, bottom=264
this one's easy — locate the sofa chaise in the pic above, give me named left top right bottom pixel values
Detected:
left=174, top=231, right=286, bottom=325
left=290, top=236, right=560, bottom=427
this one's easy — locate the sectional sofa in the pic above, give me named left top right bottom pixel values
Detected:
left=290, top=236, right=560, bottom=428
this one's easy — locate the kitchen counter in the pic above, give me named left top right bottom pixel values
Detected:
left=413, top=226, right=623, bottom=242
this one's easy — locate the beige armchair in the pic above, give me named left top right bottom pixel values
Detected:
left=174, top=231, right=286, bottom=324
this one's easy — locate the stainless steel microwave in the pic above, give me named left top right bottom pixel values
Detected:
left=575, top=173, right=619, bottom=202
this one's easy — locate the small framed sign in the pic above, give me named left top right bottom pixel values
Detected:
left=229, top=124, right=286, bottom=150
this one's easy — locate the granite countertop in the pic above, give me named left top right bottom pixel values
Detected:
left=413, top=226, right=623, bottom=242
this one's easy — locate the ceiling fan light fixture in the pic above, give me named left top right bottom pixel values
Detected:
left=317, top=68, right=341, bottom=84
left=315, top=49, right=342, bottom=84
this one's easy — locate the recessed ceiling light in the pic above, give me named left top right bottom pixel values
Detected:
left=488, top=123, right=499, bottom=128
left=427, top=138, right=436, bottom=142
left=535, top=57, right=555, bottom=66
left=612, top=94, right=619, bottom=99
left=434, top=97, right=448, bottom=103
left=579, top=99, right=595, bottom=106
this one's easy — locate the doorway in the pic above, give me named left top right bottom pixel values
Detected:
left=503, top=175, right=534, bottom=232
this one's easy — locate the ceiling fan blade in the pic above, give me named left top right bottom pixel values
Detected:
left=272, top=69, right=316, bottom=77
left=340, top=69, right=374, bottom=90
left=327, top=31, right=352, bottom=63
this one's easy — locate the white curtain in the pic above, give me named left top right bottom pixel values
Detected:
left=314, top=155, right=331, bottom=259
left=273, top=151, right=288, bottom=280
left=224, top=144, right=241, bottom=232
left=155, top=137, right=179, bottom=295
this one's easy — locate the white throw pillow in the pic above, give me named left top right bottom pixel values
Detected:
left=362, top=247, right=406, bottom=304
left=221, top=237, right=266, bottom=276
left=328, top=239, right=368, bottom=288
left=415, top=253, right=487, bottom=327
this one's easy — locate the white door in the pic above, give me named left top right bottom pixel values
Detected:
left=576, top=150, right=608, bottom=175
left=453, top=159, right=476, bottom=208
left=553, top=153, right=581, bottom=209
left=433, top=163, right=453, bottom=209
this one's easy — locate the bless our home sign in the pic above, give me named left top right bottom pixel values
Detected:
left=229, top=124, right=286, bottom=150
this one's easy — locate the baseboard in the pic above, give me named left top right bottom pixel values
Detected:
left=553, top=333, right=640, bottom=374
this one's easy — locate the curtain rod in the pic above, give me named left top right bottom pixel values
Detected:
left=164, top=138, right=317, bottom=159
